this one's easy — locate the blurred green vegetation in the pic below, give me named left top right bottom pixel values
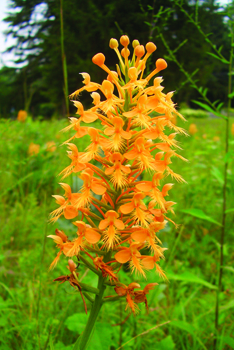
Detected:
left=0, top=115, right=234, bottom=349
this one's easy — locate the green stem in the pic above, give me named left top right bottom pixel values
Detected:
left=214, top=21, right=233, bottom=350
left=73, top=274, right=106, bottom=350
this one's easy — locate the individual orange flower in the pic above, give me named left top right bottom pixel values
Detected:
left=99, top=210, right=124, bottom=248
left=189, top=123, right=198, bottom=135
left=82, top=128, right=109, bottom=162
left=122, top=67, right=147, bottom=91
left=115, top=242, right=146, bottom=276
left=124, top=137, right=155, bottom=170
left=46, top=141, right=56, bottom=152
left=135, top=174, right=172, bottom=210
left=28, top=142, right=40, bottom=156
left=59, top=143, right=87, bottom=179
left=105, top=152, right=131, bottom=188
left=232, top=123, right=234, bottom=136
left=114, top=282, right=141, bottom=314
left=99, top=80, right=124, bottom=113
left=50, top=183, right=80, bottom=222
left=133, top=283, right=158, bottom=311
left=69, top=73, right=100, bottom=98
left=17, top=110, right=27, bottom=122
left=119, top=192, right=148, bottom=226
left=47, top=229, right=74, bottom=269
left=62, top=118, right=88, bottom=144
left=93, top=256, right=118, bottom=281
left=123, top=95, right=151, bottom=127
left=130, top=222, right=164, bottom=254
left=67, top=221, right=101, bottom=256
left=75, top=168, right=106, bottom=208
left=142, top=254, right=167, bottom=280
left=104, top=117, right=132, bottom=150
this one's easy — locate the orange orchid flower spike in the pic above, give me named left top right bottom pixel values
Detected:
left=49, top=36, right=186, bottom=335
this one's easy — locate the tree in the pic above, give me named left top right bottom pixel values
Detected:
left=2, top=0, right=231, bottom=117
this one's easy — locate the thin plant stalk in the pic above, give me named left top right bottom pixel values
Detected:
left=156, top=6, right=233, bottom=348
left=60, top=0, right=69, bottom=117
left=214, top=22, right=233, bottom=349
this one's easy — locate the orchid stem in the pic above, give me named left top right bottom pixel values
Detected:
left=73, top=274, right=106, bottom=350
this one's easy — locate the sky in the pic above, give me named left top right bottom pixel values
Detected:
left=0, top=0, right=17, bottom=68
left=0, top=0, right=232, bottom=69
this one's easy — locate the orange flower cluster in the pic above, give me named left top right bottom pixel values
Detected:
left=49, top=35, right=186, bottom=314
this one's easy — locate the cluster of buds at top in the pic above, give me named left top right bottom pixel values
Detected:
left=48, top=35, right=186, bottom=314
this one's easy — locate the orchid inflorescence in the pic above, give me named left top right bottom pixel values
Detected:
left=48, top=35, right=186, bottom=315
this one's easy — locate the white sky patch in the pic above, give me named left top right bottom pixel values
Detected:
left=0, top=0, right=48, bottom=68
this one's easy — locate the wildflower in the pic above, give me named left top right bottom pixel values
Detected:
left=105, top=152, right=131, bottom=188
left=232, top=123, right=234, bottom=136
left=28, top=142, right=40, bottom=156
left=94, top=256, right=118, bottom=281
left=54, top=259, right=87, bottom=313
left=189, top=123, right=198, bottom=135
left=46, top=141, right=56, bottom=152
left=47, top=229, right=74, bottom=269
left=17, top=110, right=27, bottom=122
left=99, top=210, right=124, bottom=248
left=49, top=35, right=185, bottom=323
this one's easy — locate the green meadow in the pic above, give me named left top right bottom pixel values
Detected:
left=1, top=114, right=234, bottom=350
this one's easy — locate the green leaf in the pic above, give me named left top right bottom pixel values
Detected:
left=224, top=151, right=233, bottom=163
left=65, top=313, right=87, bottom=333
left=211, top=166, right=224, bottom=185
left=220, top=299, right=234, bottom=312
left=223, top=266, right=234, bottom=273
left=228, top=91, right=234, bottom=98
left=157, top=336, right=175, bottom=350
left=65, top=314, right=113, bottom=350
left=167, top=271, right=217, bottom=289
left=191, top=100, right=227, bottom=120
left=206, top=52, right=229, bottom=64
left=222, top=336, right=234, bottom=348
left=225, top=208, right=234, bottom=214
left=181, top=208, right=222, bottom=226
left=217, top=102, right=224, bottom=111
left=88, top=323, right=113, bottom=350
left=49, top=337, right=55, bottom=350
left=171, top=320, right=196, bottom=333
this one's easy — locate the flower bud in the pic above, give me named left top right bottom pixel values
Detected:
left=107, top=71, right=118, bottom=82
left=121, top=48, right=130, bottom=58
left=67, top=259, right=76, bottom=273
left=109, top=38, right=118, bottom=49
left=128, top=67, right=137, bottom=80
left=135, top=45, right=145, bottom=58
left=120, top=35, right=130, bottom=47
left=146, top=42, right=157, bottom=53
left=132, top=39, right=140, bottom=48
left=92, top=53, right=105, bottom=66
left=156, top=58, right=167, bottom=71
left=55, top=228, right=67, bottom=242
